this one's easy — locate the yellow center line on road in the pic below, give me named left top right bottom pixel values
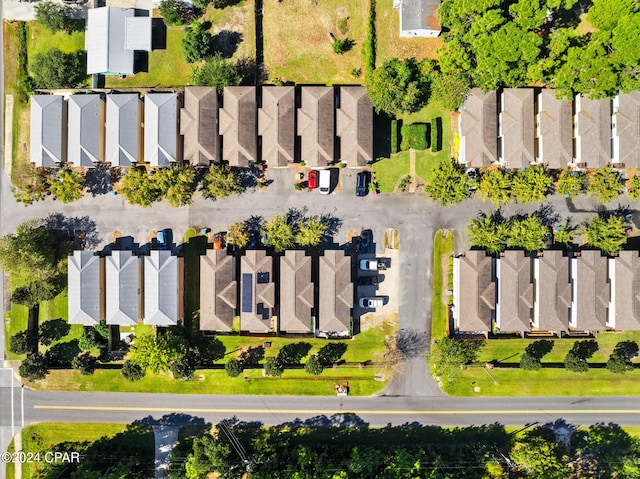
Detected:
left=34, top=406, right=640, bottom=415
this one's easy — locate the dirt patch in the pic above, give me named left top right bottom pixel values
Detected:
left=361, top=312, right=397, bottom=331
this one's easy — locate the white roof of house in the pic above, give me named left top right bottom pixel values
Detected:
left=30, top=95, right=64, bottom=167
left=125, top=16, right=152, bottom=51
left=144, top=250, right=180, bottom=326
left=68, top=251, right=102, bottom=325
left=105, top=251, right=139, bottom=325
left=67, top=94, right=102, bottom=167
left=144, top=93, right=178, bottom=166
left=106, top=93, right=139, bottom=166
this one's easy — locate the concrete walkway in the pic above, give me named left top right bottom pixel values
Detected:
left=13, top=433, right=21, bottom=479
left=152, top=425, right=179, bottom=479
left=409, top=149, right=416, bottom=193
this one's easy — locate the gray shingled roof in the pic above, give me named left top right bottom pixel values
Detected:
left=538, top=89, right=573, bottom=169
left=572, top=250, right=609, bottom=331
left=258, top=86, right=295, bottom=167
left=106, top=93, right=140, bottom=167
left=144, top=250, right=180, bottom=326
left=86, top=7, right=135, bottom=75
left=68, top=251, right=102, bottom=325
left=336, top=87, right=373, bottom=167
left=219, top=86, right=257, bottom=166
left=400, top=0, right=441, bottom=35
left=611, top=251, right=640, bottom=330
left=144, top=93, right=178, bottom=167
left=614, top=91, right=640, bottom=168
left=105, top=251, right=140, bottom=325
left=458, top=89, right=498, bottom=167
left=534, top=250, right=571, bottom=332
left=180, top=87, right=219, bottom=166
left=67, top=94, right=102, bottom=167
left=279, top=250, right=314, bottom=333
left=200, top=250, right=237, bottom=332
left=318, top=250, right=352, bottom=333
left=500, top=88, right=535, bottom=169
left=298, top=87, right=334, bottom=167
left=575, top=95, right=611, bottom=168
left=240, top=250, right=274, bottom=333
left=453, top=251, right=495, bottom=333
left=496, top=250, right=533, bottom=332
left=30, top=95, right=65, bottom=167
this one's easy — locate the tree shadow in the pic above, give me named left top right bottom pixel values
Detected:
left=213, top=30, right=243, bottom=59
left=39, top=318, right=71, bottom=346
left=244, top=215, right=265, bottom=237
left=137, top=413, right=210, bottom=427
left=286, top=206, right=308, bottom=227
left=318, top=212, right=343, bottom=238
left=43, top=213, right=100, bottom=249
left=239, top=345, right=265, bottom=366
left=85, top=167, right=112, bottom=196
left=237, top=57, right=268, bottom=85
left=612, top=340, right=639, bottom=359
left=45, top=339, right=80, bottom=367
left=281, top=413, right=370, bottom=428
left=277, top=342, right=312, bottom=364
left=525, top=339, right=554, bottom=360
left=396, top=328, right=430, bottom=359
left=571, top=339, right=599, bottom=359
left=317, top=342, right=348, bottom=365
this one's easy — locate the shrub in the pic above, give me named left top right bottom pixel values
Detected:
left=72, top=352, right=97, bottom=376
left=363, top=0, right=376, bottom=79
left=10, top=330, right=37, bottom=355
left=264, top=357, right=284, bottom=377
left=400, top=123, right=428, bottom=150
left=556, top=168, right=585, bottom=198
left=304, top=355, right=324, bottom=375
left=337, top=17, right=348, bottom=35
left=520, top=352, right=541, bottom=371
left=430, top=117, right=442, bottom=152
left=171, top=354, right=197, bottom=380
left=31, top=49, right=86, bottom=89
left=191, top=54, right=242, bottom=94
left=606, top=354, right=633, bottom=374
left=225, top=358, right=243, bottom=378
left=121, top=360, right=146, bottom=381
left=391, top=120, right=398, bottom=154
left=19, top=353, right=49, bottom=381
left=182, top=21, right=214, bottom=63
left=159, top=0, right=186, bottom=26
left=332, top=37, right=352, bottom=54
left=564, top=351, right=589, bottom=373
left=587, top=169, right=624, bottom=204
left=34, top=2, right=70, bottom=33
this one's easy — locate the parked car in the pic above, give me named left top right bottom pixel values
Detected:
left=360, top=229, right=373, bottom=254
left=360, top=259, right=387, bottom=271
left=157, top=230, right=172, bottom=250
left=356, top=171, right=370, bottom=196
left=358, top=276, right=379, bottom=286
left=308, top=170, right=318, bottom=190
left=319, top=169, right=331, bottom=194
left=359, top=297, right=384, bottom=308
left=213, top=232, right=225, bottom=250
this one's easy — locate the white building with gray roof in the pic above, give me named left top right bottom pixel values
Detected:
left=144, top=93, right=178, bottom=167
left=105, top=250, right=141, bottom=325
left=143, top=250, right=183, bottom=326
left=106, top=93, right=141, bottom=167
left=68, top=251, right=103, bottom=325
left=67, top=94, right=103, bottom=167
left=397, top=0, right=441, bottom=37
left=30, top=95, right=65, bottom=168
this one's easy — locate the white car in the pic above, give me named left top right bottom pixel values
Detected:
left=359, top=297, right=384, bottom=308
left=359, top=259, right=378, bottom=271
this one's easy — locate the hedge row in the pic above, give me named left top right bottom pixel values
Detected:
left=363, top=0, right=376, bottom=79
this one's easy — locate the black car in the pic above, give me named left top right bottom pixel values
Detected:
left=358, top=276, right=379, bottom=286
left=356, top=171, right=370, bottom=196
left=360, top=229, right=373, bottom=254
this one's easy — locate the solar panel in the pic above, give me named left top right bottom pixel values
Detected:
left=241, top=273, right=253, bottom=313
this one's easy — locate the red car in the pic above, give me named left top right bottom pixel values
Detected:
left=308, top=170, right=319, bottom=190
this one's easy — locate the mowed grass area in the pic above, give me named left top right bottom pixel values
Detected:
left=263, top=0, right=368, bottom=84
left=445, top=331, right=640, bottom=396
left=374, top=0, right=443, bottom=64
left=6, top=423, right=142, bottom=479
left=105, top=27, right=191, bottom=88
left=29, top=323, right=392, bottom=395
left=371, top=152, right=409, bottom=193
left=26, top=21, right=85, bottom=58
left=431, top=230, right=452, bottom=340
left=203, top=0, right=256, bottom=60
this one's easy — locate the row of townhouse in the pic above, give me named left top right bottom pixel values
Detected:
left=452, top=249, right=640, bottom=337
left=30, top=85, right=374, bottom=170
left=458, top=88, right=640, bottom=169
left=69, top=248, right=354, bottom=337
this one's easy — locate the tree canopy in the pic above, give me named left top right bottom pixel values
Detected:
left=587, top=169, right=624, bottom=203
left=34, top=2, right=73, bottom=33
left=295, top=217, right=328, bottom=247
left=580, top=214, right=629, bottom=256
left=158, top=0, right=188, bottom=26
left=478, top=168, right=512, bottom=206
left=0, top=220, right=58, bottom=281
left=556, top=168, right=585, bottom=198
left=182, top=21, right=214, bottom=63
left=202, top=164, right=243, bottom=199
left=191, top=54, right=242, bottom=93
left=31, top=48, right=86, bottom=89
left=129, top=330, right=187, bottom=373
left=119, top=167, right=162, bottom=207
left=424, top=159, right=472, bottom=206
left=262, top=214, right=294, bottom=253
left=511, top=165, right=551, bottom=203
left=48, top=169, right=86, bottom=203
left=155, top=167, right=197, bottom=207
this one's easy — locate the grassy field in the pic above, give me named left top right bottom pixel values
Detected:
left=26, top=22, right=85, bottom=58
left=445, top=331, right=640, bottom=396
left=203, top=0, right=256, bottom=60
left=371, top=152, right=410, bottom=193
left=374, top=0, right=443, bottom=64
left=431, top=230, right=452, bottom=340
left=263, top=0, right=368, bottom=84
left=407, top=104, right=452, bottom=182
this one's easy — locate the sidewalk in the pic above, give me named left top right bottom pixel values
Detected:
left=4, top=95, right=12, bottom=179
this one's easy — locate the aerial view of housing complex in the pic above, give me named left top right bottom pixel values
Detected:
left=3, top=0, right=640, bottom=477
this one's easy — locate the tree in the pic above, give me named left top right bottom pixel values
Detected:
left=120, top=167, right=161, bottom=207
left=479, top=168, right=512, bottom=206
left=587, top=169, right=624, bottom=204
left=629, top=173, right=640, bottom=200
left=158, top=0, right=186, bottom=26
left=182, top=21, right=214, bottom=63
left=202, top=164, right=243, bottom=199
left=520, top=352, right=541, bottom=371
left=171, top=354, right=197, bottom=380
left=184, top=434, right=242, bottom=479
left=31, top=48, right=85, bottom=89
left=121, top=360, right=146, bottom=381
left=191, top=54, right=242, bottom=93
left=11, top=280, right=57, bottom=307
left=332, top=37, right=353, bottom=54
left=467, top=212, right=510, bottom=255
left=507, top=215, right=550, bottom=252
left=606, top=353, right=633, bottom=374
left=556, top=168, right=586, bottom=198
left=39, top=319, right=71, bottom=346
left=366, top=58, right=433, bottom=117
left=304, top=355, right=324, bottom=375
left=424, top=159, right=472, bottom=206
left=225, top=358, right=243, bottom=378
left=511, top=430, right=570, bottom=479
left=553, top=223, right=576, bottom=247
left=9, top=330, right=37, bottom=355
left=48, top=169, right=86, bottom=203
left=129, top=331, right=187, bottom=373
left=264, top=357, right=284, bottom=377
left=19, top=353, right=49, bottom=381
left=429, top=338, right=485, bottom=383
left=79, top=325, right=108, bottom=351
left=430, top=70, right=471, bottom=111
left=0, top=220, right=58, bottom=281
left=564, top=351, right=589, bottom=372
left=226, top=221, right=249, bottom=248
left=262, top=214, right=293, bottom=253
left=72, top=352, right=97, bottom=375
left=588, top=0, right=637, bottom=31
left=580, top=214, right=629, bottom=256
left=295, top=217, right=328, bottom=247
left=511, top=165, right=551, bottom=203
left=34, top=2, right=70, bottom=33
left=154, top=167, right=197, bottom=207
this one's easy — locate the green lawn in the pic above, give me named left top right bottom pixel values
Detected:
left=431, top=230, right=453, bottom=340
left=371, top=152, right=410, bottom=193
left=26, top=21, right=85, bottom=58
left=183, top=235, right=209, bottom=333
left=202, top=0, right=256, bottom=60
left=105, top=27, right=191, bottom=88
left=444, top=331, right=640, bottom=396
